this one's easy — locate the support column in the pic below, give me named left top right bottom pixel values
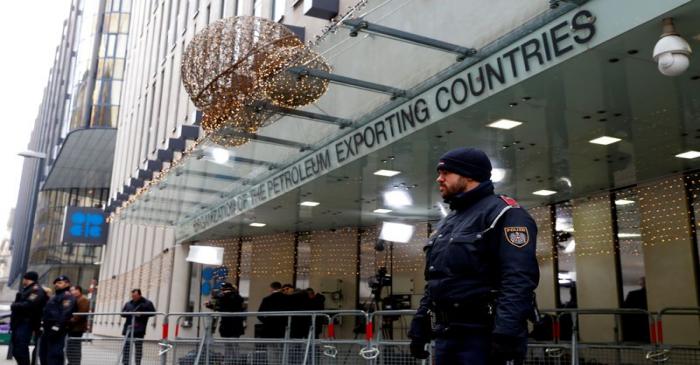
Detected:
left=638, top=176, right=700, bottom=345
left=530, top=205, right=557, bottom=310
left=572, top=194, right=619, bottom=342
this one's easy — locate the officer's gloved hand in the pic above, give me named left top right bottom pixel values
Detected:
left=409, top=339, right=430, bottom=359
left=491, top=333, right=521, bottom=362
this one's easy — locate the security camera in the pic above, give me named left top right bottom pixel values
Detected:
left=652, top=18, right=692, bottom=77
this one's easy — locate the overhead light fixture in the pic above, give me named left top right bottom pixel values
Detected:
left=374, top=169, right=401, bottom=177
left=533, top=189, right=557, bottom=196
left=210, top=147, right=230, bottom=164
left=383, top=190, right=413, bottom=208
left=615, top=199, right=635, bottom=205
left=249, top=222, right=266, bottom=227
left=487, top=119, right=523, bottom=130
left=589, top=136, right=621, bottom=145
left=373, top=208, right=392, bottom=214
left=186, top=245, right=224, bottom=265
left=675, top=150, right=700, bottom=159
left=618, top=232, right=642, bottom=238
left=379, top=222, right=415, bottom=243
left=300, top=201, right=320, bottom=207
left=492, top=168, right=506, bottom=183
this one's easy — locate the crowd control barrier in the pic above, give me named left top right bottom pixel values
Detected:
left=57, top=307, right=700, bottom=364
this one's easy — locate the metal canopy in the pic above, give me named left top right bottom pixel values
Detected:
left=42, top=128, right=117, bottom=190
left=113, top=0, right=699, bottom=239
left=112, top=0, right=590, bottom=226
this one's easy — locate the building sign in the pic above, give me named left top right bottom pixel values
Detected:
left=178, top=0, right=691, bottom=240
left=62, top=206, right=109, bottom=245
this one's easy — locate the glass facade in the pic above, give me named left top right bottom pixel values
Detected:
left=68, top=0, right=131, bottom=131
left=28, top=188, right=107, bottom=287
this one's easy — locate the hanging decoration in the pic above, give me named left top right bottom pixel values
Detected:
left=181, top=16, right=331, bottom=147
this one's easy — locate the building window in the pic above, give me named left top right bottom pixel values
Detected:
left=554, top=201, right=576, bottom=307
left=613, top=188, right=645, bottom=299
left=253, top=0, right=263, bottom=18
left=272, top=0, right=285, bottom=22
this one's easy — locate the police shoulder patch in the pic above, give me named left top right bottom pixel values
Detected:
left=504, top=226, right=529, bottom=247
left=28, top=293, right=38, bottom=301
left=62, top=299, right=72, bottom=308
left=500, top=195, right=520, bottom=208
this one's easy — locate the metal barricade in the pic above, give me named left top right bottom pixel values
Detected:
left=162, top=310, right=369, bottom=365
left=313, top=310, right=372, bottom=365
left=369, top=310, right=429, bottom=365
left=69, top=311, right=167, bottom=365
left=645, top=307, right=700, bottom=364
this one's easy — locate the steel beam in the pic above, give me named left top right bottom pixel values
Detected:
left=287, top=66, right=406, bottom=98
left=257, top=102, right=353, bottom=128
left=343, top=18, right=477, bottom=61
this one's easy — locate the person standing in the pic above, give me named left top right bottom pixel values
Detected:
left=39, top=275, right=77, bottom=365
left=257, top=282, right=287, bottom=338
left=66, top=285, right=90, bottom=365
left=121, top=289, right=156, bottom=365
left=307, top=288, right=326, bottom=338
left=205, top=282, right=245, bottom=363
left=10, top=271, right=47, bottom=365
left=409, top=147, right=539, bottom=365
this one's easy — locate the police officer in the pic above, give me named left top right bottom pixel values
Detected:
left=39, top=275, right=77, bottom=365
left=10, top=271, right=47, bottom=365
left=409, top=147, right=539, bottom=365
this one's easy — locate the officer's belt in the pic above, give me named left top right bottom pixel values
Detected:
left=432, top=302, right=493, bottom=326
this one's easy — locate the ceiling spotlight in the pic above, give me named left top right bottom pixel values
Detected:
left=383, top=190, right=413, bottom=208
left=373, top=208, right=392, bottom=214
left=589, top=136, right=621, bottom=145
left=615, top=199, right=635, bottom=205
left=210, top=148, right=230, bottom=164
left=491, top=168, right=506, bottom=183
left=533, top=189, right=557, bottom=196
left=249, top=222, right=266, bottom=227
left=653, top=18, right=692, bottom=77
left=374, top=169, right=401, bottom=177
left=300, top=201, right=320, bottom=207
left=675, top=150, right=700, bottom=159
left=379, top=222, right=415, bottom=243
left=487, top=119, right=523, bottom=130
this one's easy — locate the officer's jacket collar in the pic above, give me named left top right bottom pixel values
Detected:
left=444, top=180, right=495, bottom=211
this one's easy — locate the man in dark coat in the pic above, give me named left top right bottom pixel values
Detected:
left=307, top=288, right=326, bottom=338
left=206, top=282, right=245, bottom=364
left=257, top=282, right=287, bottom=338
left=39, top=275, right=77, bottom=365
left=409, top=147, right=539, bottom=365
left=205, top=282, right=245, bottom=338
left=10, top=271, right=47, bottom=365
left=621, top=278, right=649, bottom=343
left=121, top=289, right=156, bottom=365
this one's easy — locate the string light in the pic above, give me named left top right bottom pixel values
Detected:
left=181, top=16, right=330, bottom=148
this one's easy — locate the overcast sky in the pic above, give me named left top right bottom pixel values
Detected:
left=0, top=0, right=72, bottom=240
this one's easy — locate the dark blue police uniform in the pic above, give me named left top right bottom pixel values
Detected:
left=10, top=276, right=47, bottom=365
left=39, top=286, right=76, bottom=365
left=409, top=148, right=539, bottom=365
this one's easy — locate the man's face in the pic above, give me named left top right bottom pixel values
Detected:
left=131, top=291, right=142, bottom=302
left=436, top=170, right=470, bottom=198
left=282, top=287, right=294, bottom=295
left=54, top=280, right=69, bottom=291
left=70, top=287, right=82, bottom=298
left=22, top=278, right=32, bottom=288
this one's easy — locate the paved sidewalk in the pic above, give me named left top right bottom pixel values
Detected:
left=0, top=345, right=16, bottom=365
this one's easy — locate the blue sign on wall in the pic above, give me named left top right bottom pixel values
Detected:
left=62, top=206, right=109, bottom=245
